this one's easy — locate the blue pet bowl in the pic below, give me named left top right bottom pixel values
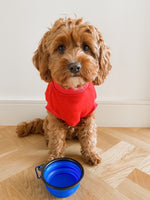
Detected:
left=35, top=158, right=84, bottom=198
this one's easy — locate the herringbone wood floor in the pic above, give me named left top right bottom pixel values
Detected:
left=0, top=126, right=150, bottom=200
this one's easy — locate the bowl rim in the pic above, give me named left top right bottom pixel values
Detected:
left=40, top=157, right=84, bottom=190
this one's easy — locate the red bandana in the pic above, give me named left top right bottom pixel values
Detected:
left=45, top=81, right=98, bottom=127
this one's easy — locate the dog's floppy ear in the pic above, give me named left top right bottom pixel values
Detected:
left=93, top=34, right=112, bottom=85
left=32, top=31, right=52, bottom=83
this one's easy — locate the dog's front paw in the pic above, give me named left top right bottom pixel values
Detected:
left=82, top=152, right=101, bottom=165
left=47, top=154, right=64, bottom=162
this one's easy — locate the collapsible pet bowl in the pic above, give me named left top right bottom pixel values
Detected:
left=35, top=158, right=84, bottom=198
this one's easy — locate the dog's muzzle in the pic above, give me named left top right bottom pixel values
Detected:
left=68, top=62, right=81, bottom=74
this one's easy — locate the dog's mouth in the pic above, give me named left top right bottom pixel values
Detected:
left=62, top=76, right=87, bottom=89
left=71, top=74, right=80, bottom=77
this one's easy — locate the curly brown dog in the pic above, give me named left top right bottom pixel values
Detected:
left=16, top=17, right=111, bottom=165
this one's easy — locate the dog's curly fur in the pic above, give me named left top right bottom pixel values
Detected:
left=16, top=17, right=111, bottom=165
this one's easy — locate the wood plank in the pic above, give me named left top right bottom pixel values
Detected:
left=122, top=128, right=150, bottom=144
left=97, top=128, right=120, bottom=151
left=102, top=189, right=130, bottom=200
left=101, top=127, right=150, bottom=151
left=138, top=155, right=150, bottom=175
left=87, top=141, right=148, bottom=188
left=117, top=178, right=150, bottom=200
left=128, top=168, right=150, bottom=191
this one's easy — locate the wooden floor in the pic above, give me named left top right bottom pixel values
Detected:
left=0, top=126, right=150, bottom=200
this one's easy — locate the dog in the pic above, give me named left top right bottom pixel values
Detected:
left=16, top=17, right=112, bottom=165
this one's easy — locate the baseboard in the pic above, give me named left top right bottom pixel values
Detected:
left=96, top=100, right=150, bottom=127
left=0, top=100, right=47, bottom=126
left=0, top=100, right=150, bottom=127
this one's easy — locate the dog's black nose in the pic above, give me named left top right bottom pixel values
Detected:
left=68, top=62, right=81, bottom=74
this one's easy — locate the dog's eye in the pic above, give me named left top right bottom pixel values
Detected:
left=57, top=45, right=65, bottom=53
left=83, top=44, right=90, bottom=52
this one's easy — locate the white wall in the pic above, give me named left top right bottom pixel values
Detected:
left=0, top=0, right=150, bottom=126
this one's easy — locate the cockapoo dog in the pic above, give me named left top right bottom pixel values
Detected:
left=16, top=17, right=111, bottom=165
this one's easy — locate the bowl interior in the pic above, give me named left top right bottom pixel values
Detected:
left=43, top=160, right=83, bottom=188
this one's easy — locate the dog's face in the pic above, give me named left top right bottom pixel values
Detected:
left=33, top=18, right=112, bottom=88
